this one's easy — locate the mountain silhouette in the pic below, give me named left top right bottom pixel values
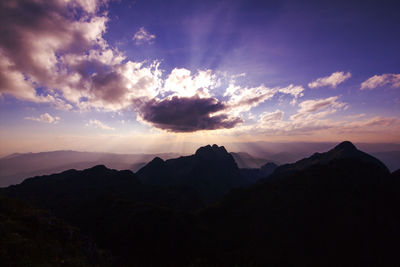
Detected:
left=1, top=164, right=203, bottom=213
left=231, top=151, right=278, bottom=168
left=200, top=150, right=398, bottom=265
left=1, top=141, right=400, bottom=266
left=137, top=144, right=245, bottom=203
left=239, top=161, right=278, bottom=183
left=0, top=164, right=203, bottom=266
left=272, top=140, right=389, bottom=176
left=0, top=150, right=179, bottom=187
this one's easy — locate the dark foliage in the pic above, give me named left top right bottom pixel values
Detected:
left=0, top=196, right=107, bottom=266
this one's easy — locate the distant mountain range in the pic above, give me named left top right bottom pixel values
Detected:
left=0, top=148, right=275, bottom=188
left=1, top=141, right=400, bottom=265
left=228, top=141, right=400, bottom=171
left=230, top=152, right=278, bottom=168
left=1, top=143, right=399, bottom=187
left=0, top=151, right=179, bottom=187
left=239, top=162, right=279, bottom=183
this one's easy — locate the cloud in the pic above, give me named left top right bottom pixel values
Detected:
left=247, top=97, right=346, bottom=135
left=25, top=113, right=60, bottom=124
left=224, top=84, right=276, bottom=115
left=229, top=112, right=400, bottom=140
left=0, top=0, right=165, bottom=112
left=308, top=71, right=351, bottom=88
left=224, top=83, right=304, bottom=115
left=277, top=84, right=305, bottom=98
left=346, top=113, right=366, bottom=120
left=290, top=96, right=347, bottom=120
left=0, top=0, right=331, bottom=135
left=343, top=116, right=399, bottom=130
left=259, top=110, right=284, bottom=122
left=360, top=74, right=400, bottom=90
left=132, top=27, right=156, bottom=45
left=137, top=96, right=242, bottom=132
left=86, top=119, right=115, bottom=130
left=162, top=68, right=218, bottom=98
left=0, top=0, right=109, bottom=105
left=246, top=98, right=399, bottom=137
left=224, top=94, right=398, bottom=139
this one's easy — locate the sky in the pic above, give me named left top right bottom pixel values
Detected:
left=0, top=0, right=399, bottom=155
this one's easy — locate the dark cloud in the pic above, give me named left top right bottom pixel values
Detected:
left=0, top=0, right=127, bottom=108
left=0, top=0, right=95, bottom=82
left=91, top=71, right=127, bottom=103
left=138, top=96, right=242, bottom=132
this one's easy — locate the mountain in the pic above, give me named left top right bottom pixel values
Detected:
left=272, top=141, right=389, bottom=176
left=228, top=141, right=400, bottom=169
left=239, top=162, right=278, bottom=183
left=137, top=144, right=245, bottom=203
left=230, top=152, right=278, bottom=168
left=0, top=150, right=179, bottom=187
left=1, top=142, right=399, bottom=266
left=0, top=165, right=203, bottom=266
left=200, top=154, right=398, bottom=265
left=1, top=165, right=202, bottom=213
left=371, top=151, right=400, bottom=172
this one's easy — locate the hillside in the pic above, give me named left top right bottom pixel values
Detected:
left=1, top=142, right=399, bottom=266
left=0, top=196, right=106, bottom=266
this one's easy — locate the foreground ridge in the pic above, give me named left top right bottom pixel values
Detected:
left=1, top=141, right=399, bottom=266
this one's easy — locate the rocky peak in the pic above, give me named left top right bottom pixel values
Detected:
left=333, top=141, right=357, bottom=152
left=195, top=144, right=229, bottom=159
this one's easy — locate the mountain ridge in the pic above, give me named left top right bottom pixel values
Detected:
left=0, top=150, right=179, bottom=187
left=1, top=141, right=399, bottom=266
left=137, top=144, right=244, bottom=203
left=272, top=140, right=389, bottom=176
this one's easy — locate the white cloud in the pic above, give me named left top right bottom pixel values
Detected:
left=341, top=116, right=399, bottom=131
left=258, top=96, right=346, bottom=134
left=132, top=27, right=156, bottom=45
left=291, top=96, right=346, bottom=120
left=224, top=83, right=304, bottom=116
left=224, top=84, right=276, bottom=115
left=277, top=84, right=305, bottom=98
left=0, top=0, right=166, bottom=113
left=308, top=71, right=351, bottom=88
left=360, top=74, right=400, bottom=90
left=346, top=113, right=366, bottom=120
left=259, top=110, right=284, bottom=122
left=228, top=112, right=400, bottom=140
left=224, top=97, right=399, bottom=139
left=25, top=113, right=60, bottom=124
left=86, top=119, right=115, bottom=130
left=162, top=68, right=218, bottom=98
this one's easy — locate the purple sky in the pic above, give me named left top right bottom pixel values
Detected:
left=0, top=0, right=399, bottom=155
